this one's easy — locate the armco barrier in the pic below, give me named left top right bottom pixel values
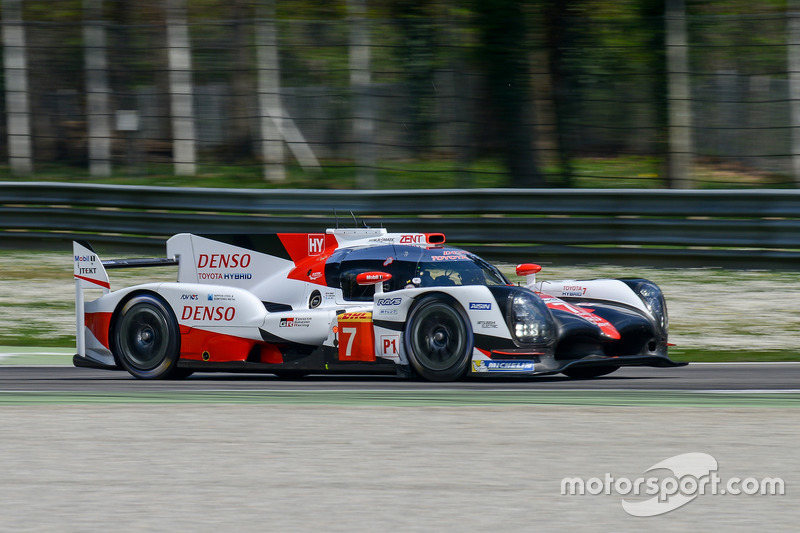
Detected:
left=2, top=182, right=800, bottom=268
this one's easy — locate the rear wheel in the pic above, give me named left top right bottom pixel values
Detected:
left=404, top=295, right=472, bottom=382
left=113, top=294, right=185, bottom=379
left=562, top=365, right=619, bottom=379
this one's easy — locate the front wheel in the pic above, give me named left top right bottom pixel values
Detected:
left=404, top=295, right=473, bottom=382
left=113, top=294, right=184, bottom=379
left=562, top=365, right=619, bottom=379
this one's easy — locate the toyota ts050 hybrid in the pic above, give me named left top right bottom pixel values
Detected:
left=73, top=227, right=684, bottom=381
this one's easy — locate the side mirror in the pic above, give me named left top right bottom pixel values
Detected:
left=356, top=271, right=393, bottom=295
left=516, top=263, right=542, bottom=286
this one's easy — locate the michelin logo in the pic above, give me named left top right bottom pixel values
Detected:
left=473, top=360, right=535, bottom=373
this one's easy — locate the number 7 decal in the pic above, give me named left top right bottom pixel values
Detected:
left=341, top=327, right=358, bottom=357
left=336, top=312, right=375, bottom=362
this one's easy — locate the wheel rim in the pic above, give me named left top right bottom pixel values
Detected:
left=409, top=303, right=467, bottom=371
left=118, top=304, right=170, bottom=370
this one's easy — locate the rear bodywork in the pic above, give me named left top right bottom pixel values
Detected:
left=73, top=227, right=684, bottom=380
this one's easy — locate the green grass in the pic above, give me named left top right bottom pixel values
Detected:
left=0, top=390, right=798, bottom=407
left=668, top=348, right=800, bottom=363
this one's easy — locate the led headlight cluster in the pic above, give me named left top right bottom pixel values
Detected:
left=636, top=281, right=668, bottom=334
left=511, top=291, right=555, bottom=344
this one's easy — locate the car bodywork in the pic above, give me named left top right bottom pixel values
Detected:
left=73, top=227, right=684, bottom=381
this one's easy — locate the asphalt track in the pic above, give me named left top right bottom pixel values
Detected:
left=1, top=362, right=798, bottom=393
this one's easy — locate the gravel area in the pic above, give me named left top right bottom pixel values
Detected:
left=3, top=250, right=797, bottom=351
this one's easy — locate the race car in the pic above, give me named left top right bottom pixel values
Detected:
left=72, top=226, right=685, bottom=381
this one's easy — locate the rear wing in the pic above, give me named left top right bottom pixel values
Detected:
left=73, top=241, right=177, bottom=358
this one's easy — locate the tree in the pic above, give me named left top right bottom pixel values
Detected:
left=472, top=0, right=543, bottom=187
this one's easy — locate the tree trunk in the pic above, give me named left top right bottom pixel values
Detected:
left=1, top=0, right=32, bottom=175
left=83, top=0, right=112, bottom=177
left=474, top=0, right=542, bottom=187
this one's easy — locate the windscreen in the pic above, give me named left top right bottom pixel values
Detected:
left=327, top=244, right=509, bottom=301
left=412, top=248, right=509, bottom=287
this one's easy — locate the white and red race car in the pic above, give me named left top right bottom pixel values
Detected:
left=73, top=227, right=684, bottom=381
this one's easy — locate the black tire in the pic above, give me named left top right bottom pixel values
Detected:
left=404, top=295, right=473, bottom=382
left=113, top=294, right=184, bottom=379
left=562, top=365, right=619, bottom=379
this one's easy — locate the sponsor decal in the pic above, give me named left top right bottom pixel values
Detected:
left=180, top=294, right=199, bottom=301
left=383, top=257, right=394, bottom=266
left=378, top=309, right=399, bottom=316
left=308, top=234, right=326, bottom=256
left=477, top=320, right=498, bottom=329
left=377, top=297, right=402, bottom=306
left=469, top=302, right=492, bottom=310
left=181, top=306, right=235, bottom=321
left=562, top=285, right=587, bottom=297
left=339, top=312, right=372, bottom=321
left=197, top=272, right=253, bottom=280
left=74, top=254, right=97, bottom=262
left=207, top=293, right=236, bottom=301
left=431, top=250, right=468, bottom=261
left=280, top=317, right=312, bottom=328
left=324, top=291, right=336, bottom=301
left=473, top=360, right=535, bottom=372
left=197, top=253, right=251, bottom=269
left=380, top=335, right=400, bottom=357
left=400, top=234, right=424, bottom=244
left=78, top=267, right=97, bottom=275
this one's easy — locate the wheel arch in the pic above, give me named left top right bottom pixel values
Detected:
left=108, top=289, right=180, bottom=368
left=402, top=291, right=474, bottom=382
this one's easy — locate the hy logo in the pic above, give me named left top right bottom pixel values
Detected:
left=308, top=234, right=325, bottom=256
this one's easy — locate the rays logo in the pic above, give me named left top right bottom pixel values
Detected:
left=377, top=297, right=402, bottom=306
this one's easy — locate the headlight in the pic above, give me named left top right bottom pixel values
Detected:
left=511, top=291, right=555, bottom=344
left=635, top=281, right=668, bottom=334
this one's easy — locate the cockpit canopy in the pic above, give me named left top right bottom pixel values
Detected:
left=325, top=244, right=509, bottom=301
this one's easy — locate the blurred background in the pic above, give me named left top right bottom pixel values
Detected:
left=0, top=0, right=796, bottom=190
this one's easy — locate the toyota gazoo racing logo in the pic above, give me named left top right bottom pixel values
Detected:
left=377, top=297, right=402, bottom=306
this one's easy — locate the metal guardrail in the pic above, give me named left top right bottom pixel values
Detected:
left=2, top=182, right=800, bottom=268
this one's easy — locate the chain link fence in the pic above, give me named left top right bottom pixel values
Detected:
left=0, top=1, right=797, bottom=187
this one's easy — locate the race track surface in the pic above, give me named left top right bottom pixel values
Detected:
left=1, top=362, right=798, bottom=392
left=1, top=362, right=797, bottom=532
